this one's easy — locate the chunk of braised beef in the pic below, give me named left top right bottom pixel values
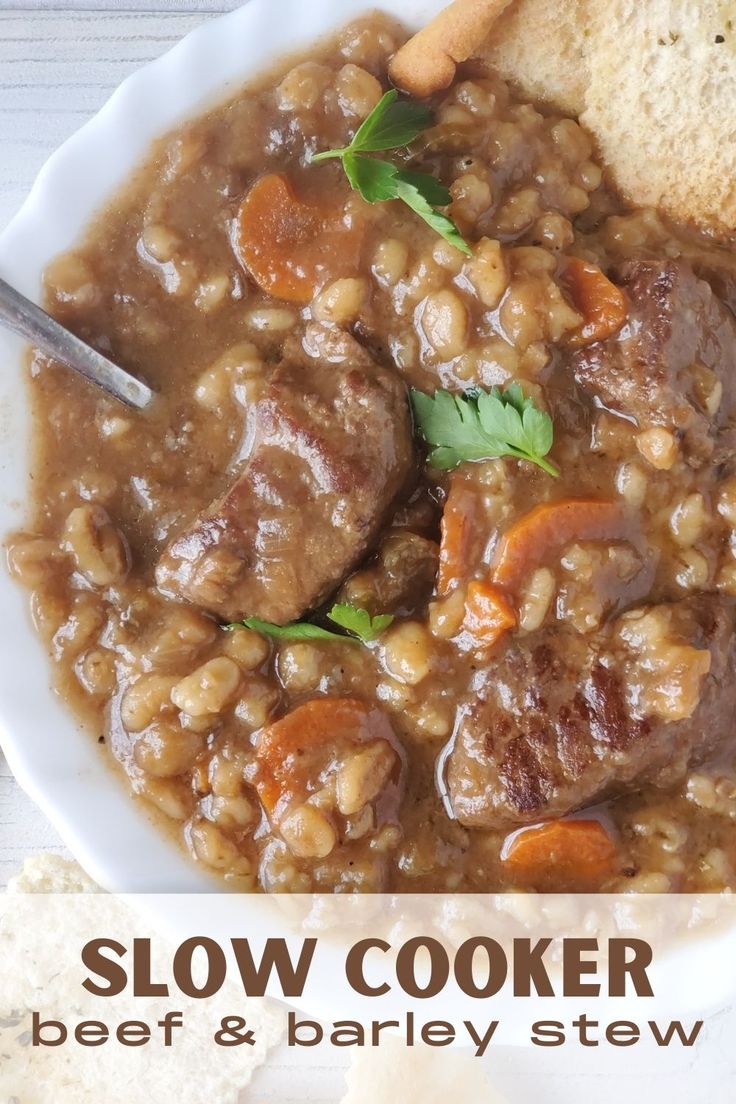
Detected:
left=338, top=529, right=440, bottom=617
left=446, top=595, right=736, bottom=828
left=156, top=327, right=415, bottom=623
left=571, top=260, right=736, bottom=465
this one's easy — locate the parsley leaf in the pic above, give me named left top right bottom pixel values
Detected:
left=411, top=384, right=560, bottom=476
left=395, top=174, right=471, bottom=255
left=395, top=169, right=451, bottom=207
left=312, top=90, right=431, bottom=160
left=225, top=617, right=349, bottom=642
left=311, top=91, right=469, bottom=253
left=327, top=603, right=394, bottom=642
left=349, top=90, right=433, bottom=153
left=224, top=604, right=394, bottom=645
left=343, top=153, right=400, bottom=200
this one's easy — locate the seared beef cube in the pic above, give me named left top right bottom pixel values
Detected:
left=446, top=595, right=736, bottom=828
left=338, top=529, right=440, bottom=617
left=572, top=260, right=736, bottom=464
left=156, top=329, right=414, bottom=623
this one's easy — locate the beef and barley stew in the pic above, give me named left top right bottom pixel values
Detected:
left=9, top=14, right=736, bottom=892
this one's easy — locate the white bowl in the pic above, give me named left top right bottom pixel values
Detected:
left=0, top=0, right=448, bottom=892
left=3, top=0, right=736, bottom=1045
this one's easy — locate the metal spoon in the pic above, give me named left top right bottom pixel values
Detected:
left=0, top=275, right=154, bottom=409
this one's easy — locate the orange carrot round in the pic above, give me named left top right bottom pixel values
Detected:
left=502, top=819, right=618, bottom=883
left=463, top=579, right=516, bottom=648
left=234, top=172, right=363, bottom=304
left=255, top=697, right=395, bottom=819
left=560, top=256, right=627, bottom=347
left=491, top=498, right=629, bottom=594
left=437, top=480, right=479, bottom=597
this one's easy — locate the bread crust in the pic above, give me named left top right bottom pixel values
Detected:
left=390, top=0, right=513, bottom=97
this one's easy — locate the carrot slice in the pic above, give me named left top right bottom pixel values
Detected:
left=560, top=256, right=627, bottom=347
left=255, top=697, right=395, bottom=819
left=502, top=819, right=618, bottom=884
left=463, top=579, right=516, bottom=648
left=234, top=172, right=362, bottom=304
left=437, top=479, right=479, bottom=597
left=491, top=498, right=629, bottom=594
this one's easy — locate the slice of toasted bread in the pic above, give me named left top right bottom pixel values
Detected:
left=581, top=0, right=736, bottom=237
left=478, top=0, right=588, bottom=115
left=477, top=0, right=736, bottom=237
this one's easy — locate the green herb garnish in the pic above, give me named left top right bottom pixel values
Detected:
left=225, top=603, right=394, bottom=644
left=327, top=603, right=394, bottom=642
left=411, top=383, right=559, bottom=476
left=225, top=617, right=346, bottom=642
left=330, top=91, right=434, bottom=153
left=312, top=90, right=471, bottom=255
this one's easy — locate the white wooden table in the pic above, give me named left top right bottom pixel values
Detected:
left=0, top=0, right=253, bottom=889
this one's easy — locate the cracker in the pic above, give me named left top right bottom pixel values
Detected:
left=1, top=855, right=285, bottom=1103
left=341, top=1035, right=507, bottom=1103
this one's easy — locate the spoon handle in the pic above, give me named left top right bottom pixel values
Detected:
left=0, top=275, right=154, bottom=410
